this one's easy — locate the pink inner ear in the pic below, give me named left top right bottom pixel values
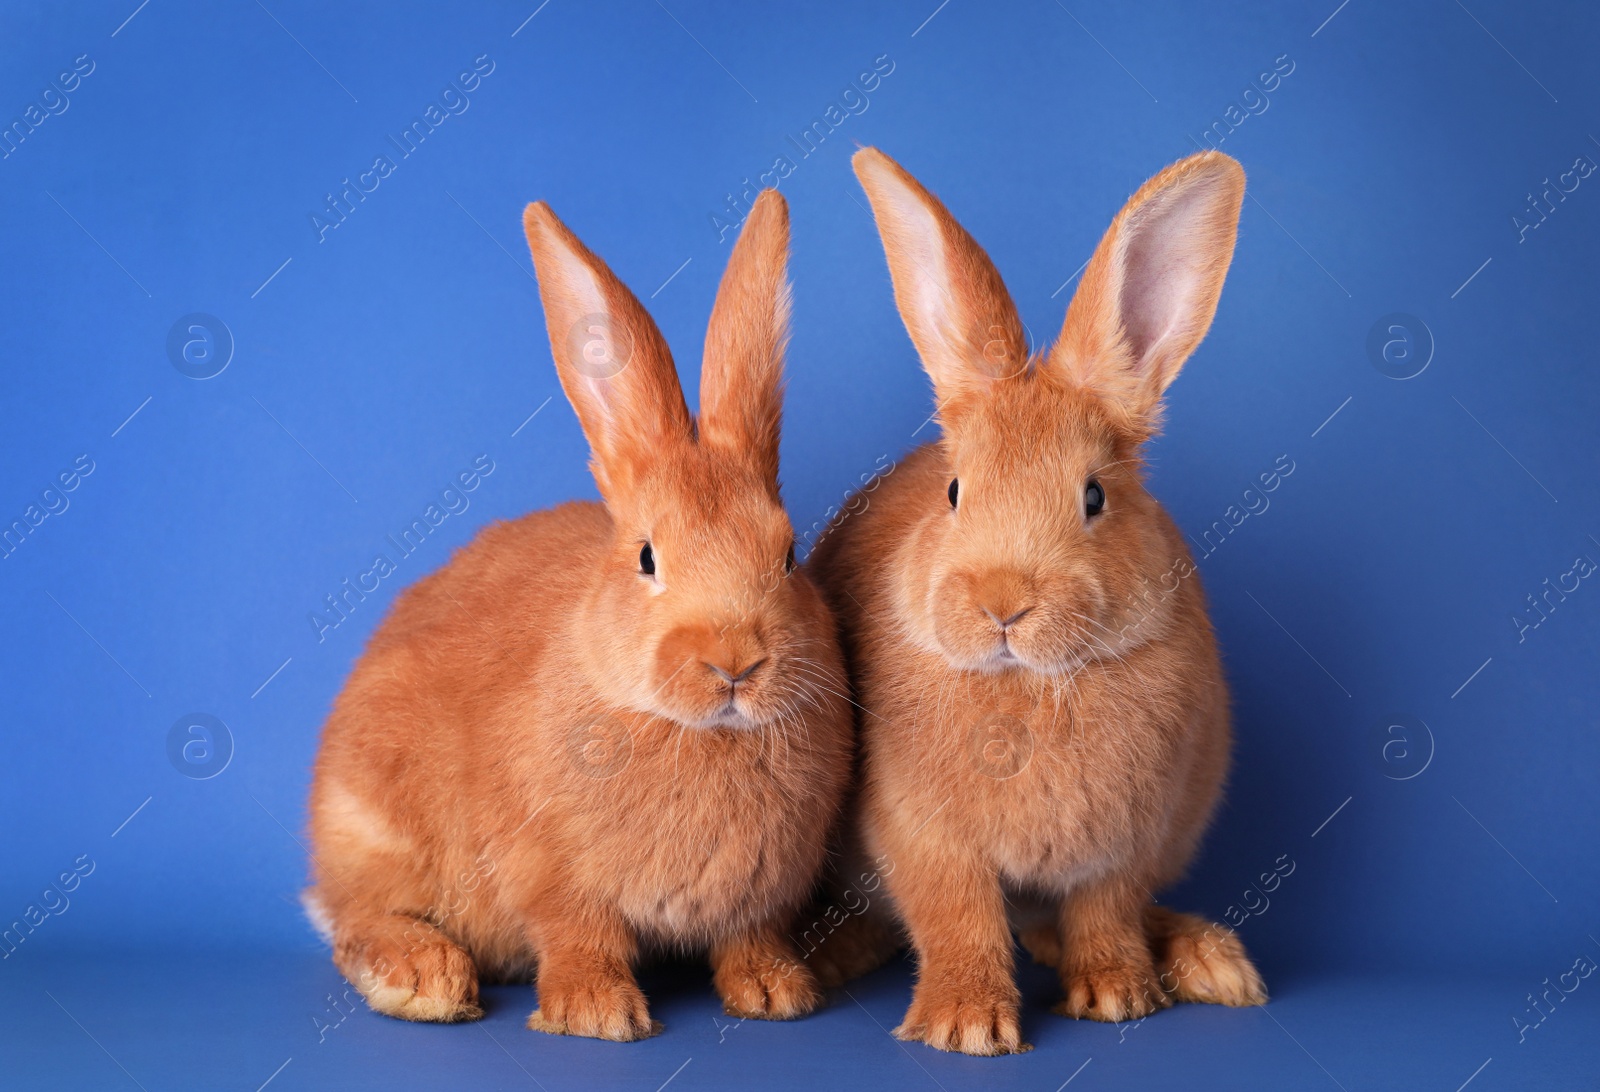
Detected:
left=1116, top=178, right=1218, bottom=375
left=547, top=247, right=627, bottom=429
left=892, top=204, right=956, bottom=344
left=857, top=158, right=960, bottom=352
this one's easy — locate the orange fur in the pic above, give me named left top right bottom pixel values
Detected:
left=306, top=190, right=853, bottom=1040
left=807, top=148, right=1265, bottom=1055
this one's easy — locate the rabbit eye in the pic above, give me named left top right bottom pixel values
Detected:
left=1085, top=480, right=1106, bottom=518
left=639, top=543, right=656, bottom=576
left=785, top=542, right=797, bottom=574
left=948, top=478, right=959, bottom=508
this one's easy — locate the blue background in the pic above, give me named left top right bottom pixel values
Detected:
left=3, top=1, right=1597, bottom=1088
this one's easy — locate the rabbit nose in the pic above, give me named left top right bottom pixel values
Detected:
left=982, top=606, right=1032, bottom=631
left=707, top=659, right=765, bottom=686
left=969, top=568, right=1035, bottom=632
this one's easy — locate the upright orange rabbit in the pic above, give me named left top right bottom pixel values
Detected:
left=305, top=190, right=853, bottom=1040
left=808, top=149, right=1266, bottom=1055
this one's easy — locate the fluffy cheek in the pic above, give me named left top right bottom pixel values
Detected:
left=1083, top=523, right=1176, bottom=647
left=647, top=624, right=725, bottom=720
left=1092, top=567, right=1175, bottom=654
left=1009, top=574, right=1108, bottom=670
left=927, top=570, right=1006, bottom=668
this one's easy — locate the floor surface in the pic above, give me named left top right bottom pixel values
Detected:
left=6, top=946, right=1596, bottom=1091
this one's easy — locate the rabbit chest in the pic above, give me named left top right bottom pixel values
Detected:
left=1006, top=702, right=1176, bottom=888
left=565, top=722, right=837, bottom=941
left=910, top=662, right=1194, bottom=890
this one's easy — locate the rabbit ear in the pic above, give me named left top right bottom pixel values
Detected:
left=1048, top=151, right=1245, bottom=432
left=699, top=189, right=790, bottom=486
left=852, top=148, right=1028, bottom=418
left=523, top=202, right=693, bottom=495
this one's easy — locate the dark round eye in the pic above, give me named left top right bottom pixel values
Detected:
left=639, top=543, right=656, bottom=576
left=948, top=478, right=959, bottom=508
left=1085, top=479, right=1106, bottom=518
left=785, top=542, right=797, bottom=574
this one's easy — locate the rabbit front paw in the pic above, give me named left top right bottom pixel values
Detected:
left=1054, top=961, right=1171, bottom=1023
left=715, top=946, right=822, bottom=1020
left=350, top=931, right=483, bottom=1023
left=894, top=982, right=1028, bottom=1055
left=527, top=974, right=659, bottom=1041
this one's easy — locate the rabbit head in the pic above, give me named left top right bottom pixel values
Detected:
left=852, top=148, right=1245, bottom=676
left=523, top=191, right=831, bottom=729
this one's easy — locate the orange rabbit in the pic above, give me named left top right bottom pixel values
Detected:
left=807, top=148, right=1266, bottom=1055
left=305, top=190, right=853, bottom=1040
